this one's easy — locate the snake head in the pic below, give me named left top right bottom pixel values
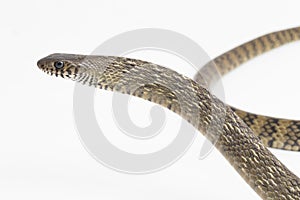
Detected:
left=37, top=53, right=88, bottom=80
left=37, top=53, right=155, bottom=88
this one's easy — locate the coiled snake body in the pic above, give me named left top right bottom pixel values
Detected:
left=196, top=26, right=300, bottom=152
left=37, top=27, right=300, bottom=199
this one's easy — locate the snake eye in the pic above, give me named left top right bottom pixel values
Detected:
left=54, top=61, right=64, bottom=69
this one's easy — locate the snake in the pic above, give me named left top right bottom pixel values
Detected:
left=37, top=27, right=300, bottom=199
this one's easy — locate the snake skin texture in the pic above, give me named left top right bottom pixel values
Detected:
left=37, top=52, right=300, bottom=199
left=195, top=27, right=300, bottom=151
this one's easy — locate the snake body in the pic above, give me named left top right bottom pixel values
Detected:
left=37, top=27, right=300, bottom=199
left=197, top=26, right=300, bottom=151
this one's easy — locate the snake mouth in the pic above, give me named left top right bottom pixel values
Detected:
left=37, top=62, right=51, bottom=75
left=37, top=57, right=61, bottom=77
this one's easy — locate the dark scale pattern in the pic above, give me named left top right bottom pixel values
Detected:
left=231, top=108, right=300, bottom=151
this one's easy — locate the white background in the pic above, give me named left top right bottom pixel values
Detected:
left=1, top=0, right=300, bottom=199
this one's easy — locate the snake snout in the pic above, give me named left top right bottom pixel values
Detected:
left=37, top=58, right=48, bottom=70
left=37, top=59, right=43, bottom=69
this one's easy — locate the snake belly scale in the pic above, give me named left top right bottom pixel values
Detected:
left=37, top=27, right=300, bottom=199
